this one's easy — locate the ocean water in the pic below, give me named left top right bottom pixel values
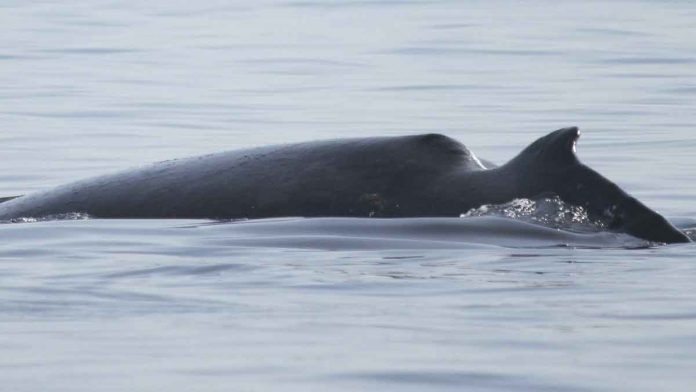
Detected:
left=1, top=1, right=696, bottom=391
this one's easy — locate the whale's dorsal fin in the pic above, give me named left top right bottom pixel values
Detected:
left=509, top=127, right=581, bottom=166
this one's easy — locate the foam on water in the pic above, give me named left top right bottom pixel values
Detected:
left=462, top=196, right=608, bottom=233
left=1, top=212, right=90, bottom=224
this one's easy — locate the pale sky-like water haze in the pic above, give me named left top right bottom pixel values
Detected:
left=1, top=1, right=696, bottom=391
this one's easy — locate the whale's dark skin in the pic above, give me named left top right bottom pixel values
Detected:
left=0, top=127, right=689, bottom=244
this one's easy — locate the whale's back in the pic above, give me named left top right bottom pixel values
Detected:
left=0, top=134, right=485, bottom=220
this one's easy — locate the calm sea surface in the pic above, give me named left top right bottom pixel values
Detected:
left=2, top=1, right=696, bottom=391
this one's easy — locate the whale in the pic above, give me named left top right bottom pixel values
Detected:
left=0, top=127, right=689, bottom=244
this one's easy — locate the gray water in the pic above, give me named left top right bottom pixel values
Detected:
left=2, top=1, right=696, bottom=391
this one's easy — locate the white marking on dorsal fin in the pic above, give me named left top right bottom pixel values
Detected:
left=469, top=151, right=487, bottom=169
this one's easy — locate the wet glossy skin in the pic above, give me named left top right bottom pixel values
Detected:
left=0, top=127, right=689, bottom=243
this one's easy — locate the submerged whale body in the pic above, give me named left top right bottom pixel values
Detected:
left=0, top=127, right=689, bottom=244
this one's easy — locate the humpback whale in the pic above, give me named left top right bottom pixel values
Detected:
left=0, top=127, right=689, bottom=244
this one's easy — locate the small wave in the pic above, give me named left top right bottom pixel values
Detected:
left=1, top=212, right=90, bottom=224
left=461, top=196, right=607, bottom=233
left=200, top=216, right=648, bottom=250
